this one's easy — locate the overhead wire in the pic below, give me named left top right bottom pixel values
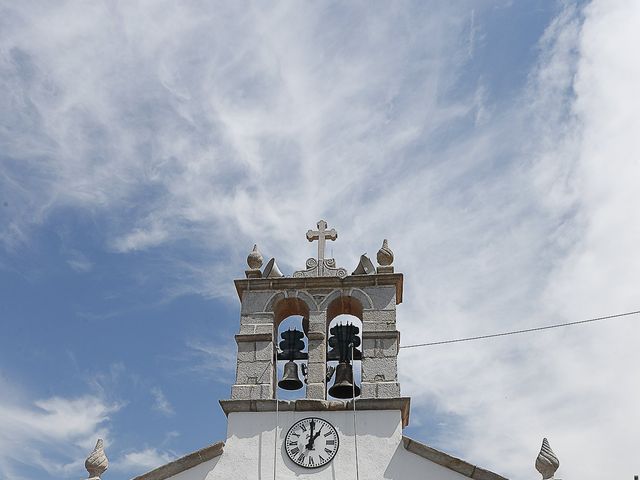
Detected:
left=399, top=309, right=640, bottom=350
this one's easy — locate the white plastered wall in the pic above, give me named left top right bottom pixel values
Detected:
left=166, top=410, right=471, bottom=480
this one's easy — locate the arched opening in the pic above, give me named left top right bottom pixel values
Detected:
left=326, top=296, right=363, bottom=400
left=273, top=298, right=310, bottom=400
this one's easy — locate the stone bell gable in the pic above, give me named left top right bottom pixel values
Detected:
left=230, top=219, right=404, bottom=403
left=231, top=272, right=403, bottom=401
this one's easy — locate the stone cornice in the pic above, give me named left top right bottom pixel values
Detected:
left=402, top=437, right=508, bottom=480
left=234, top=273, right=404, bottom=304
left=130, top=442, right=224, bottom=480
left=219, top=397, right=411, bottom=427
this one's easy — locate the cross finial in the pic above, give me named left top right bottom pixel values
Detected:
left=306, top=220, right=337, bottom=271
left=294, top=220, right=346, bottom=278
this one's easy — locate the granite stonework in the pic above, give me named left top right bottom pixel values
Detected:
left=230, top=273, right=403, bottom=401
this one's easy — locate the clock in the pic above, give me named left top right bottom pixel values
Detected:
left=284, top=417, right=339, bottom=468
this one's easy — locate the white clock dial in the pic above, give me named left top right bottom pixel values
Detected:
left=284, top=417, right=339, bottom=469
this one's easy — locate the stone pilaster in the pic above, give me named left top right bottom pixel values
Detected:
left=360, top=330, right=400, bottom=398
left=306, top=311, right=326, bottom=399
left=231, top=333, right=274, bottom=400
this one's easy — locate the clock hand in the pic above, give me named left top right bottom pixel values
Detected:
left=305, top=420, right=315, bottom=449
left=307, top=426, right=323, bottom=450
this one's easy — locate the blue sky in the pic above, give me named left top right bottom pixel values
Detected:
left=1, top=1, right=639, bottom=479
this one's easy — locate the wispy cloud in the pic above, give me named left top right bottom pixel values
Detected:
left=150, top=387, right=174, bottom=417
left=113, top=447, right=176, bottom=473
left=0, top=378, right=121, bottom=480
left=1, top=1, right=639, bottom=479
left=184, top=338, right=236, bottom=382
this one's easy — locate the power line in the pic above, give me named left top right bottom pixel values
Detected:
left=399, top=309, right=640, bottom=350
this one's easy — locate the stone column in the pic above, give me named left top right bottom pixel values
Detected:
left=305, top=311, right=327, bottom=399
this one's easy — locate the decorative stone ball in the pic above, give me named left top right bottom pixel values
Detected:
left=376, top=239, right=394, bottom=266
left=247, top=244, right=264, bottom=270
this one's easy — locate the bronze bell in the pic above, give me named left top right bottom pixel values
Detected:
left=328, top=362, right=361, bottom=399
left=278, top=360, right=304, bottom=390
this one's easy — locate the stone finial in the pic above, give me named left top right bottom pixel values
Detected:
left=246, top=244, right=263, bottom=278
left=85, top=439, right=108, bottom=480
left=376, top=239, right=394, bottom=273
left=293, top=220, right=347, bottom=278
left=535, top=438, right=559, bottom=479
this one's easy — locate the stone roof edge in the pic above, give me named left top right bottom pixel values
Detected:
left=130, top=441, right=224, bottom=480
left=219, top=397, right=410, bottom=427
left=402, top=437, right=508, bottom=480
left=233, top=272, right=404, bottom=304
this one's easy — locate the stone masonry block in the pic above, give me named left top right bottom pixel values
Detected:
left=236, top=341, right=255, bottom=362
left=308, top=312, right=325, bottom=333
left=307, top=340, right=326, bottom=361
left=362, top=309, right=396, bottom=324
left=240, top=313, right=274, bottom=325
left=236, top=361, right=272, bottom=385
left=361, top=285, right=396, bottom=310
left=240, top=291, right=275, bottom=315
left=360, top=382, right=377, bottom=399
left=231, top=383, right=273, bottom=400
left=361, top=357, right=397, bottom=382
left=362, top=337, right=398, bottom=358
left=255, top=341, right=273, bottom=361
left=306, top=382, right=325, bottom=400
left=376, top=382, right=401, bottom=398
left=306, top=362, right=326, bottom=384
left=238, top=323, right=273, bottom=335
left=361, top=321, right=396, bottom=332
left=231, top=384, right=253, bottom=400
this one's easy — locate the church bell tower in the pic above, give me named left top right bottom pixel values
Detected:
left=227, top=219, right=404, bottom=409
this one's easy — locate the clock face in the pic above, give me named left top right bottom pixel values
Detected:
left=284, top=417, right=339, bottom=469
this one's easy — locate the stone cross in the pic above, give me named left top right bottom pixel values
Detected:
left=306, top=220, right=337, bottom=274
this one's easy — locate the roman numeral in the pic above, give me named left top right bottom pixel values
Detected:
left=319, top=456, right=325, bottom=462
left=326, top=440, right=335, bottom=445
left=324, top=431, right=332, bottom=437
left=290, top=447, right=299, bottom=455
left=288, top=441, right=297, bottom=446
left=298, top=453, right=305, bottom=462
left=300, top=425, right=307, bottom=432
left=325, top=448, right=332, bottom=454
left=309, top=457, right=315, bottom=466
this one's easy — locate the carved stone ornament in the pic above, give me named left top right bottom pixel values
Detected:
left=247, top=244, right=263, bottom=269
left=246, top=244, right=264, bottom=278
left=293, top=220, right=347, bottom=278
left=85, top=438, right=108, bottom=479
left=535, top=438, right=559, bottom=479
left=376, top=239, right=394, bottom=273
left=377, top=239, right=394, bottom=266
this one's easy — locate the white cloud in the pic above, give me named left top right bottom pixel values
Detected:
left=1, top=1, right=639, bottom=479
left=151, top=387, right=175, bottom=417
left=184, top=338, right=237, bottom=382
left=114, top=447, right=176, bottom=473
left=0, top=377, right=121, bottom=480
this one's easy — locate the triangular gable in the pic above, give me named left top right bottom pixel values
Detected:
left=402, top=437, right=508, bottom=480
left=131, top=442, right=224, bottom=480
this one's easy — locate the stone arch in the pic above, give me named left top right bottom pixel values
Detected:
left=265, top=291, right=317, bottom=334
left=325, top=294, right=364, bottom=324
left=319, top=288, right=373, bottom=317
left=263, top=290, right=318, bottom=314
